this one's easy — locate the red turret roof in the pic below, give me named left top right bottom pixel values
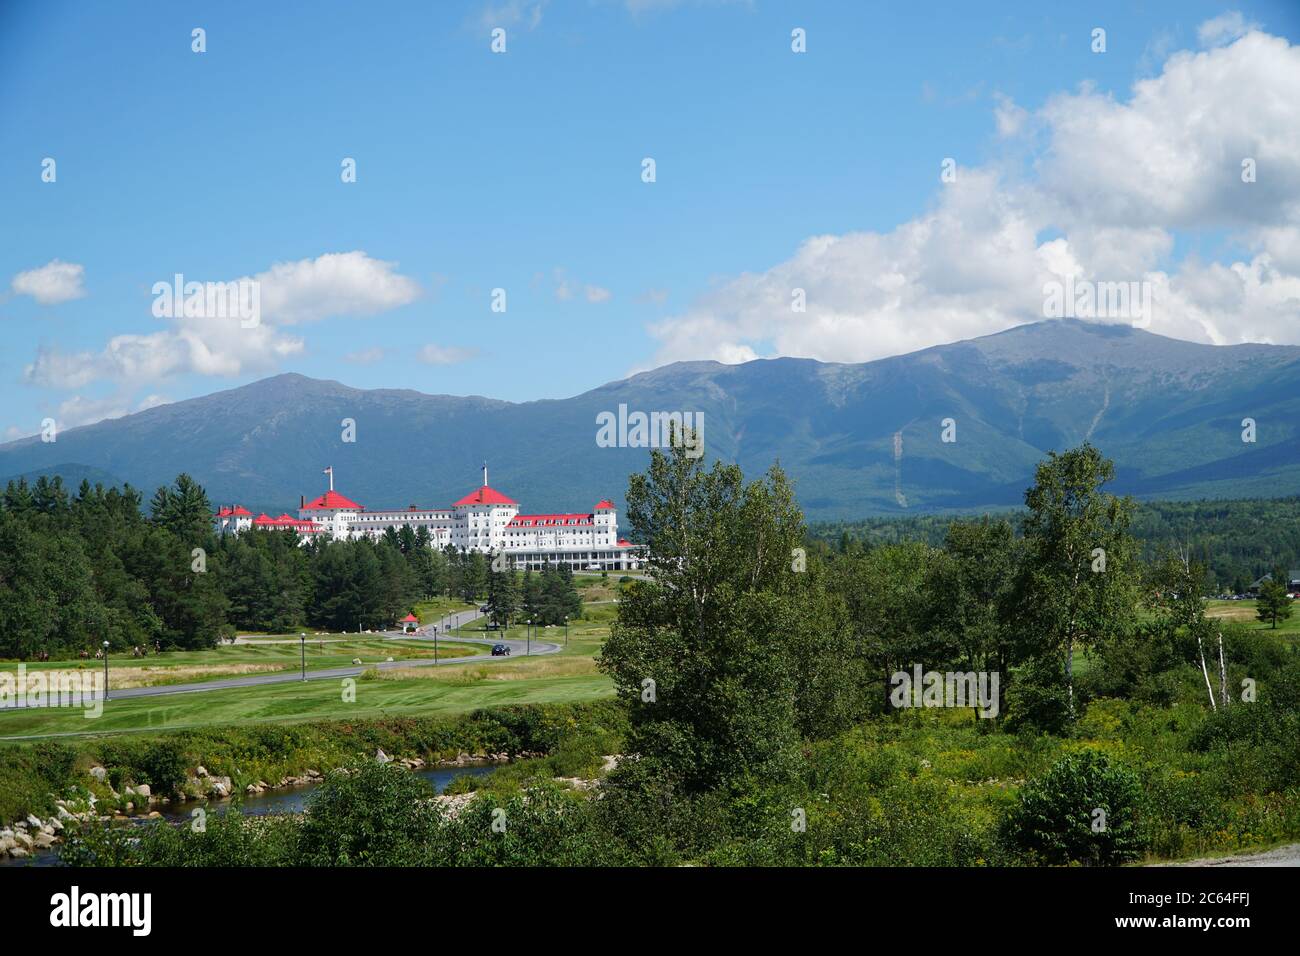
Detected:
left=215, top=505, right=253, bottom=517
left=302, top=490, right=363, bottom=511
left=400, top=613, right=419, bottom=623
left=454, top=486, right=517, bottom=506
left=594, top=500, right=615, bottom=510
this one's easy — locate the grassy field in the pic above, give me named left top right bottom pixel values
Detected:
left=0, top=596, right=618, bottom=741
left=1, top=638, right=486, bottom=689
left=1206, top=598, right=1300, bottom=642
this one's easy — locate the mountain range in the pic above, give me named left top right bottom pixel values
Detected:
left=3, top=320, right=1299, bottom=522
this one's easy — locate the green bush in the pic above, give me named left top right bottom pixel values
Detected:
left=297, top=762, right=441, bottom=866
left=1002, top=749, right=1145, bottom=865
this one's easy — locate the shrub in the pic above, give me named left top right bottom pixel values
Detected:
left=1001, top=749, right=1145, bottom=865
left=297, top=762, right=442, bottom=866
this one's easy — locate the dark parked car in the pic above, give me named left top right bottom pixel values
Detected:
left=491, top=643, right=511, bottom=656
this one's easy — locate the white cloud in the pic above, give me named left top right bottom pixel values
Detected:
left=54, top=392, right=170, bottom=430
left=553, top=269, right=611, bottom=304
left=474, top=0, right=546, bottom=31
left=1198, top=11, right=1258, bottom=47
left=253, top=251, right=421, bottom=325
left=992, top=93, right=1028, bottom=138
left=23, top=251, right=418, bottom=388
left=11, top=260, right=86, bottom=305
left=417, top=344, right=478, bottom=366
left=648, top=25, right=1300, bottom=366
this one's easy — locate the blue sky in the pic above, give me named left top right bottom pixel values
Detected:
left=2, top=0, right=1298, bottom=438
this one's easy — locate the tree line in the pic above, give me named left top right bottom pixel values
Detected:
left=810, top=495, right=1300, bottom=595
left=0, top=474, right=580, bottom=658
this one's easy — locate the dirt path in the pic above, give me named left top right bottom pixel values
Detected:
left=1168, top=843, right=1300, bottom=867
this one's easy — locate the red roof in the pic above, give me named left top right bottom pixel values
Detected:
left=595, top=500, right=615, bottom=510
left=453, top=485, right=518, bottom=506
left=214, top=505, right=253, bottom=517
left=302, top=490, right=363, bottom=511
left=400, top=613, right=419, bottom=623
left=617, top=539, right=632, bottom=547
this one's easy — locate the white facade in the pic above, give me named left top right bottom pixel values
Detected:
left=215, top=470, right=641, bottom=570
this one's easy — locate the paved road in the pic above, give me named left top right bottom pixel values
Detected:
left=9, top=609, right=561, bottom=707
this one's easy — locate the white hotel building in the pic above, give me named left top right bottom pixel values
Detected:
left=213, top=466, right=642, bottom=571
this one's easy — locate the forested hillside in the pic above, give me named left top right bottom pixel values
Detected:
left=810, top=496, right=1300, bottom=593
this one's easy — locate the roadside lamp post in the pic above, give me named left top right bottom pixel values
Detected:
left=300, top=633, right=307, bottom=682
left=563, top=616, right=569, bottom=646
left=526, top=619, right=532, bottom=657
left=434, top=623, right=439, bottom=665
left=102, top=641, right=110, bottom=700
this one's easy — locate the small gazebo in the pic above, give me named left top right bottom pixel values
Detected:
left=400, top=613, right=420, bottom=634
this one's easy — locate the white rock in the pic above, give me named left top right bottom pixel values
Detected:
left=89, top=766, right=108, bottom=783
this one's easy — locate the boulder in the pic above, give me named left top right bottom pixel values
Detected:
left=89, top=766, right=108, bottom=783
left=352, top=658, right=363, bottom=665
left=0, top=837, right=15, bottom=854
left=375, top=748, right=392, bottom=764
left=195, top=766, right=209, bottom=778
left=8, top=848, right=28, bottom=859
left=48, top=817, right=63, bottom=832
left=135, top=784, right=151, bottom=799
left=33, top=832, right=56, bottom=849
left=13, top=831, right=33, bottom=850
left=25, top=814, right=42, bottom=828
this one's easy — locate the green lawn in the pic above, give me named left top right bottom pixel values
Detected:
left=1, top=638, right=486, bottom=688
left=0, top=668, right=613, bottom=740
left=1206, top=599, right=1300, bottom=641
left=0, top=602, right=617, bottom=740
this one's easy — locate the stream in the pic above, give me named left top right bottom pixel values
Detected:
left=0, top=762, right=498, bottom=867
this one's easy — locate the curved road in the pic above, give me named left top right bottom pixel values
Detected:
left=49, top=609, right=562, bottom=705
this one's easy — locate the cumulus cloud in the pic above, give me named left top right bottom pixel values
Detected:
left=585, top=285, right=612, bottom=303
left=11, top=260, right=86, bottom=305
left=24, top=251, right=418, bottom=388
left=253, top=251, right=420, bottom=325
left=648, top=25, right=1300, bottom=367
